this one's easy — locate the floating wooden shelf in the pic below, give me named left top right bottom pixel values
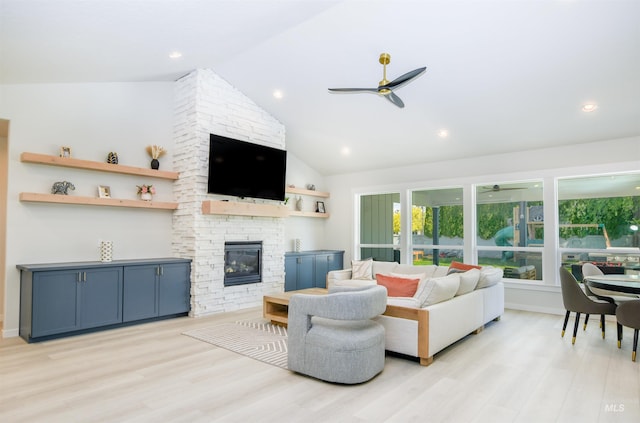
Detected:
left=21, top=152, right=179, bottom=180
left=20, top=193, right=178, bottom=210
left=288, top=211, right=329, bottom=218
left=285, top=187, right=329, bottom=198
left=202, top=200, right=289, bottom=217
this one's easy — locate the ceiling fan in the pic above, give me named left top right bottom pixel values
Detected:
left=480, top=185, right=528, bottom=194
left=328, top=53, right=426, bottom=108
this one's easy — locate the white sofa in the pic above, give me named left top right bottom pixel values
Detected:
left=327, top=260, right=504, bottom=366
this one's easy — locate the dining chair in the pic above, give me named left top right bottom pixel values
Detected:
left=559, top=267, right=618, bottom=344
left=615, top=300, right=640, bottom=361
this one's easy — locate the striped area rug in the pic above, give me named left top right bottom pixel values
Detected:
left=183, top=320, right=288, bottom=368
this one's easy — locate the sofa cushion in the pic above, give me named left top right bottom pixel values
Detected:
left=352, top=258, right=374, bottom=280
left=456, top=268, right=480, bottom=296
left=376, top=274, right=421, bottom=297
left=448, top=261, right=481, bottom=273
left=476, top=266, right=503, bottom=289
left=415, top=273, right=460, bottom=307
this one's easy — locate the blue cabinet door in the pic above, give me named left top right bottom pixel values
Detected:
left=123, top=265, right=158, bottom=322
left=32, top=270, right=80, bottom=337
left=284, top=256, right=298, bottom=291
left=158, top=263, right=191, bottom=315
left=296, top=256, right=315, bottom=290
left=80, top=267, right=123, bottom=329
left=284, top=254, right=315, bottom=291
left=314, top=252, right=344, bottom=288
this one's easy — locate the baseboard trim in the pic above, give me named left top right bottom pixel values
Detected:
left=2, top=327, right=19, bottom=338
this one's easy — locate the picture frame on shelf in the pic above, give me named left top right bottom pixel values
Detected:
left=98, top=185, right=111, bottom=198
left=59, top=146, right=72, bottom=158
left=316, top=201, right=325, bottom=213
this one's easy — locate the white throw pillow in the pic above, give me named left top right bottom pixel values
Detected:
left=456, top=268, right=480, bottom=296
left=414, top=273, right=460, bottom=307
left=476, top=266, right=503, bottom=289
left=351, top=258, right=373, bottom=280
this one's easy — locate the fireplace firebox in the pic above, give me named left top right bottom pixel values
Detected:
left=224, top=241, right=262, bottom=286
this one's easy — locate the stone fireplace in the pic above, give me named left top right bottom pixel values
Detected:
left=172, top=68, right=286, bottom=316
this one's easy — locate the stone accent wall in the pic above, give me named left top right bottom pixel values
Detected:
left=172, top=69, right=286, bottom=316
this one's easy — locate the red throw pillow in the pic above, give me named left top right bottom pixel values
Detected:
left=448, top=261, right=481, bottom=273
left=375, top=274, right=421, bottom=297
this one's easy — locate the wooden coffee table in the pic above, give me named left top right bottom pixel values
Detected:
left=263, top=288, right=328, bottom=327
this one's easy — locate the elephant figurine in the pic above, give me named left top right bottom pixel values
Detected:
left=51, top=181, right=75, bottom=195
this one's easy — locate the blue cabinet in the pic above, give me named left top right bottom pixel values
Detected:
left=29, top=267, right=122, bottom=338
left=284, top=250, right=344, bottom=291
left=18, top=258, right=191, bottom=342
left=123, top=262, right=191, bottom=321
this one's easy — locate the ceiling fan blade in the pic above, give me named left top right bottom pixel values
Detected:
left=328, top=88, right=379, bottom=93
left=385, top=92, right=405, bottom=108
left=382, top=67, right=427, bottom=90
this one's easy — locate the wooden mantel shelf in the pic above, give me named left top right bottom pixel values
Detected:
left=21, top=152, right=179, bottom=180
left=202, top=200, right=289, bottom=218
left=20, top=193, right=178, bottom=210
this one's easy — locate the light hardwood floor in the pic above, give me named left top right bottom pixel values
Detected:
left=1, top=308, right=639, bottom=423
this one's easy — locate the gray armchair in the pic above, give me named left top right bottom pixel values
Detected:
left=287, top=285, right=388, bottom=384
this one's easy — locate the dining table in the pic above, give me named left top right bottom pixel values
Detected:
left=583, top=273, right=640, bottom=296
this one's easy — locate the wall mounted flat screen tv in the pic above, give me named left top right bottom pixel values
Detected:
left=208, top=134, right=287, bottom=201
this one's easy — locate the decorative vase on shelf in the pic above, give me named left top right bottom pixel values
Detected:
left=140, top=192, right=153, bottom=201
left=150, top=159, right=160, bottom=170
left=100, top=241, right=113, bottom=263
left=295, top=197, right=303, bottom=211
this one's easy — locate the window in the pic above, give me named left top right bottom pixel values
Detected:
left=411, top=187, right=463, bottom=266
left=476, top=181, right=544, bottom=280
left=558, top=173, right=640, bottom=280
left=359, top=193, right=400, bottom=262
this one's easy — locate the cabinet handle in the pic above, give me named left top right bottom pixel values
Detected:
left=297, top=258, right=302, bottom=264
left=77, top=272, right=82, bottom=283
left=160, top=266, right=164, bottom=276
left=83, top=272, right=87, bottom=282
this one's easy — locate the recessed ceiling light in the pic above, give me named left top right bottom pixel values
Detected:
left=273, top=90, right=284, bottom=99
left=582, top=103, right=598, bottom=112
left=437, top=129, right=449, bottom=138
left=341, top=147, right=350, bottom=156
left=168, top=51, right=183, bottom=59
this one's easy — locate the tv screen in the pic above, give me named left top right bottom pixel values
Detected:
left=208, top=134, right=287, bottom=201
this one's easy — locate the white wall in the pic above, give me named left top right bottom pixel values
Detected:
left=323, top=136, right=640, bottom=314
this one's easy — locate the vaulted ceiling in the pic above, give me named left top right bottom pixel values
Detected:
left=2, top=0, right=639, bottom=176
